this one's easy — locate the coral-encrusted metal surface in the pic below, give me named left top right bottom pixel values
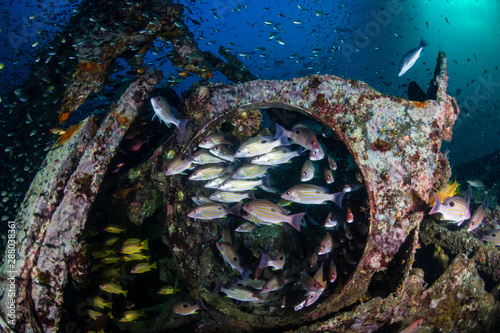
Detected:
left=163, top=52, right=459, bottom=329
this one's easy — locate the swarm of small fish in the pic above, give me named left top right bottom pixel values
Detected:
left=163, top=117, right=368, bottom=311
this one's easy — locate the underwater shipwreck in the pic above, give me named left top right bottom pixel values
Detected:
left=0, top=1, right=499, bottom=332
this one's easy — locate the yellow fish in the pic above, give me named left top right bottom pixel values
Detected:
left=120, top=239, right=149, bottom=254
left=88, top=309, right=113, bottom=320
left=92, top=296, right=112, bottom=310
left=158, top=286, right=181, bottom=295
left=103, top=224, right=126, bottom=234
left=123, top=253, right=150, bottom=262
left=99, top=282, right=128, bottom=297
left=428, top=180, right=460, bottom=206
left=131, top=262, right=157, bottom=274
left=172, top=299, right=206, bottom=316
left=118, top=309, right=146, bottom=322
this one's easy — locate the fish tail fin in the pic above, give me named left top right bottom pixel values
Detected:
left=248, top=190, right=256, bottom=200
left=231, top=276, right=240, bottom=285
left=332, top=190, right=346, bottom=209
left=484, top=194, right=489, bottom=210
left=428, top=192, right=441, bottom=215
left=420, top=37, right=429, bottom=47
left=258, top=253, right=271, bottom=269
left=241, top=269, right=251, bottom=281
left=151, top=261, right=157, bottom=269
left=229, top=202, right=243, bottom=217
left=289, top=212, right=306, bottom=232
left=196, top=298, right=207, bottom=310
left=142, top=239, right=149, bottom=251
left=122, top=290, right=129, bottom=298
left=177, top=118, right=189, bottom=134
left=214, top=281, right=223, bottom=293
left=261, top=174, right=271, bottom=188
left=275, top=123, right=291, bottom=146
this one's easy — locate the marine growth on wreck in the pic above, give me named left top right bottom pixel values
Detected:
left=0, top=1, right=499, bottom=333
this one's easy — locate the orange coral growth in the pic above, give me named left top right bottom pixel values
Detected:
left=54, top=122, right=83, bottom=147
left=414, top=101, right=426, bottom=108
left=59, top=111, right=70, bottom=123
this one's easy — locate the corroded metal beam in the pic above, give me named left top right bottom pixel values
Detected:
left=0, top=70, right=162, bottom=332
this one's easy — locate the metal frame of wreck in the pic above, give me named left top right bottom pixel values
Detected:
left=0, top=53, right=498, bottom=332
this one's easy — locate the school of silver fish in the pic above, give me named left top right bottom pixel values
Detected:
left=163, top=118, right=369, bottom=311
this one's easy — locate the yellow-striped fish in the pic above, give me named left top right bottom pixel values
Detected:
left=428, top=192, right=470, bottom=224
left=99, top=282, right=128, bottom=297
left=101, top=256, right=121, bottom=264
left=120, top=239, right=149, bottom=254
left=191, top=149, right=225, bottom=165
left=158, top=286, right=182, bottom=295
left=478, top=229, right=500, bottom=246
left=118, top=309, right=146, bottom=322
left=189, top=164, right=233, bottom=181
left=214, top=282, right=260, bottom=301
left=301, top=160, right=316, bottom=182
left=131, top=261, right=157, bottom=274
left=218, top=175, right=271, bottom=192
left=187, top=202, right=242, bottom=220
left=103, top=224, right=126, bottom=234
left=198, top=133, right=234, bottom=149
left=261, top=269, right=292, bottom=293
left=232, top=163, right=272, bottom=180
left=281, top=184, right=345, bottom=207
left=216, top=242, right=251, bottom=280
left=209, top=191, right=255, bottom=203
left=242, top=199, right=304, bottom=231
left=92, top=296, right=113, bottom=310
left=204, top=175, right=230, bottom=189
left=251, top=147, right=301, bottom=165
left=234, top=126, right=290, bottom=158
left=103, top=236, right=120, bottom=246
left=172, top=299, right=207, bottom=315
left=165, top=152, right=194, bottom=176
left=258, top=251, right=285, bottom=270
left=123, top=253, right=150, bottom=262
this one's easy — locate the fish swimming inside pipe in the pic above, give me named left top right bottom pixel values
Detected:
left=398, top=38, right=429, bottom=77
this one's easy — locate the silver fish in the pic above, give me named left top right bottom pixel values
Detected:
left=467, top=195, right=488, bottom=232
left=172, top=299, right=206, bottom=316
left=317, top=233, right=333, bottom=255
left=258, top=251, right=285, bottom=270
left=398, top=38, right=428, bottom=77
left=150, top=96, right=188, bottom=135
left=309, top=141, right=325, bottom=161
left=234, top=125, right=290, bottom=157
left=209, top=145, right=237, bottom=162
left=324, top=169, right=334, bottom=184
left=276, top=123, right=319, bottom=151
left=192, top=149, right=225, bottom=165
left=204, top=175, right=230, bottom=189
left=281, top=184, right=345, bottom=207
left=215, top=242, right=251, bottom=280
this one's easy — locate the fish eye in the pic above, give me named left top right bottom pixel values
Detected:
left=261, top=139, right=267, bottom=144
left=302, top=171, right=306, bottom=175
left=449, top=201, right=455, bottom=207
left=279, top=256, right=283, bottom=260
left=233, top=257, right=238, bottom=262
left=295, top=129, right=300, bottom=134
left=286, top=191, right=290, bottom=195
left=181, top=156, right=185, bottom=160
left=183, top=304, right=188, bottom=308
left=156, top=97, right=161, bottom=101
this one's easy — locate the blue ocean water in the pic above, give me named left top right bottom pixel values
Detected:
left=0, top=0, right=499, bottom=166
